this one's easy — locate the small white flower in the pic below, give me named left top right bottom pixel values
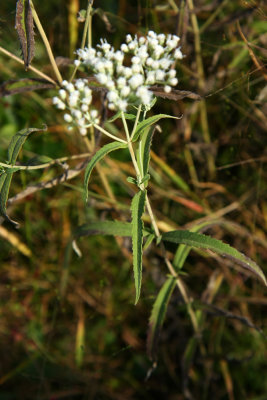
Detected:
left=168, top=69, right=176, bottom=78
left=121, top=43, right=128, bottom=52
left=157, top=34, right=165, bottom=45
left=151, top=60, right=159, bottom=69
left=138, top=36, right=146, bottom=45
left=129, top=74, right=144, bottom=89
left=66, top=83, right=74, bottom=92
left=146, top=71, right=156, bottom=85
left=136, top=86, right=153, bottom=105
left=146, top=57, right=154, bottom=67
left=148, top=31, right=157, bottom=39
left=156, top=69, right=165, bottom=81
left=62, top=80, right=69, bottom=87
left=120, top=86, right=130, bottom=97
left=96, top=73, right=108, bottom=85
left=114, top=51, right=124, bottom=63
left=52, top=96, right=60, bottom=105
left=160, top=58, right=172, bottom=70
left=59, top=89, right=67, bottom=99
left=75, top=80, right=85, bottom=90
left=90, top=109, right=98, bottom=119
left=69, top=93, right=79, bottom=107
left=126, top=34, right=132, bottom=43
left=117, top=77, right=126, bottom=88
left=74, top=59, right=81, bottom=67
left=81, top=104, right=89, bottom=112
left=131, top=64, right=142, bottom=74
left=73, top=110, right=82, bottom=119
left=174, top=48, right=183, bottom=59
left=170, top=77, right=178, bottom=86
left=123, top=67, right=132, bottom=78
left=79, top=127, right=87, bottom=136
left=64, top=113, right=73, bottom=122
left=128, top=40, right=137, bottom=50
left=132, top=56, right=141, bottom=64
left=154, top=45, right=164, bottom=58
left=117, top=99, right=128, bottom=111
left=164, top=85, right=172, bottom=93
left=107, top=90, right=119, bottom=102
left=106, top=80, right=115, bottom=89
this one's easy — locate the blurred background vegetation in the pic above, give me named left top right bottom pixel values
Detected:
left=0, top=0, right=267, bottom=399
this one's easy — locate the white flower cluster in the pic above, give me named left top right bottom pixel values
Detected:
left=52, top=79, right=99, bottom=136
left=75, top=30, right=183, bottom=111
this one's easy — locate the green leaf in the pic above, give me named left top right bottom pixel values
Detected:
left=136, top=125, right=155, bottom=183
left=131, top=190, right=146, bottom=304
left=74, top=220, right=151, bottom=238
left=173, top=221, right=219, bottom=270
left=132, top=114, right=180, bottom=142
left=107, top=111, right=136, bottom=123
left=147, top=277, right=176, bottom=361
left=7, top=126, right=46, bottom=165
left=0, top=171, right=19, bottom=227
left=15, top=0, right=35, bottom=69
left=84, top=141, right=127, bottom=201
left=162, top=230, right=267, bottom=285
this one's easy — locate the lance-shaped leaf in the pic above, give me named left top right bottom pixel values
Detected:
left=84, top=141, right=127, bottom=201
left=131, top=190, right=146, bottom=304
left=147, top=277, right=176, bottom=361
left=132, top=114, right=181, bottom=142
left=74, top=220, right=151, bottom=238
left=8, top=126, right=46, bottom=166
left=0, top=171, right=19, bottom=227
left=15, top=0, right=35, bottom=69
left=162, top=230, right=267, bottom=285
left=136, top=125, right=155, bottom=184
left=0, top=126, right=46, bottom=226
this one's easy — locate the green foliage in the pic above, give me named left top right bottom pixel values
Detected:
left=84, top=141, right=127, bottom=201
left=131, top=189, right=146, bottom=304
left=147, top=277, right=176, bottom=361
left=162, top=230, right=266, bottom=286
left=1, top=1, right=267, bottom=399
left=132, top=114, right=180, bottom=142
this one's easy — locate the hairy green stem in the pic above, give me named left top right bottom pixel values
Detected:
left=130, top=105, right=142, bottom=140
left=93, top=124, right=127, bottom=143
left=0, top=153, right=91, bottom=171
left=121, top=111, right=199, bottom=333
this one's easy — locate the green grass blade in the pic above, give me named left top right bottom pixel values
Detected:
left=163, top=230, right=267, bottom=285
left=132, top=114, right=180, bottom=142
left=131, top=190, right=146, bottom=304
left=84, top=141, right=127, bottom=201
left=147, top=277, right=176, bottom=361
left=7, top=126, right=46, bottom=165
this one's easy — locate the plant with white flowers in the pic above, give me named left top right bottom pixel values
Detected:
left=0, top=1, right=266, bottom=369
left=52, top=30, right=266, bottom=316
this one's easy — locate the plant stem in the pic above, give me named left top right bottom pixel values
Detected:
left=70, top=0, right=94, bottom=82
left=30, top=1, right=63, bottom=84
left=130, top=105, right=142, bottom=140
left=0, top=46, right=57, bottom=85
left=121, top=111, right=200, bottom=333
left=93, top=124, right=127, bottom=144
left=0, top=153, right=91, bottom=171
